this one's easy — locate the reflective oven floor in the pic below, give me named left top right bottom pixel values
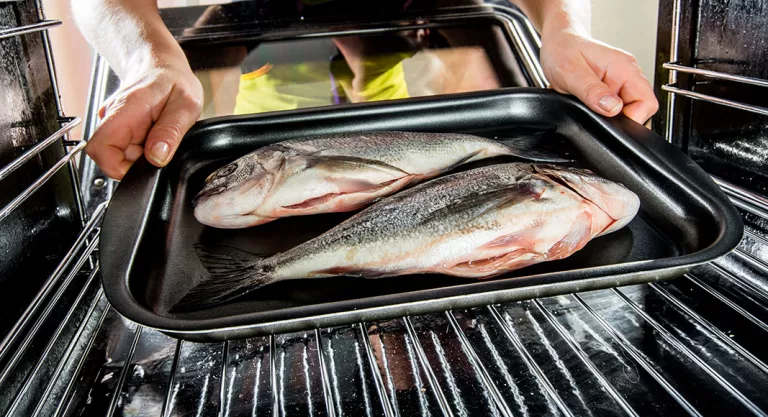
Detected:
left=2, top=202, right=766, bottom=417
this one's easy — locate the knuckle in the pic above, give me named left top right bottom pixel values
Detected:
left=544, top=66, right=570, bottom=93
left=85, top=142, right=98, bottom=159
left=182, top=90, right=203, bottom=111
left=103, top=92, right=135, bottom=115
left=649, top=98, right=660, bottom=114
left=151, top=123, right=183, bottom=143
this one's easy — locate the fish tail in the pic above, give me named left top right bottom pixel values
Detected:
left=172, top=244, right=276, bottom=311
left=496, top=134, right=574, bottom=163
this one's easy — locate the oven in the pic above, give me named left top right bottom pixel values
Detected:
left=1, top=0, right=767, bottom=415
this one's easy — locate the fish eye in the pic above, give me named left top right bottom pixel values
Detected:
left=217, top=163, right=237, bottom=177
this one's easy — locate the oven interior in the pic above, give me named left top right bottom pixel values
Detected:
left=0, top=0, right=767, bottom=415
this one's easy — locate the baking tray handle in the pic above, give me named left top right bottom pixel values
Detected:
left=100, top=158, right=162, bottom=292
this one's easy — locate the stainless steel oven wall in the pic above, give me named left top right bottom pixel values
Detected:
left=654, top=0, right=768, bottom=199
left=0, top=0, right=83, bottom=339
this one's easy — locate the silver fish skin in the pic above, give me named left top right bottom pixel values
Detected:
left=192, top=131, right=518, bottom=228
left=177, top=163, right=640, bottom=310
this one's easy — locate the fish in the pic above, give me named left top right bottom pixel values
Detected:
left=175, top=163, right=639, bottom=311
left=192, top=131, right=572, bottom=228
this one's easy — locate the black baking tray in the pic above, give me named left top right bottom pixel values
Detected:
left=100, top=88, right=743, bottom=341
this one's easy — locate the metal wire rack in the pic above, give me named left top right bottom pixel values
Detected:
left=9, top=233, right=766, bottom=417
left=661, top=0, right=768, bottom=124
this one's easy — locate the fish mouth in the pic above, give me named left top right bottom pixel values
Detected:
left=192, top=186, right=226, bottom=206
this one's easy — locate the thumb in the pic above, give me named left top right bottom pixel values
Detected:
left=144, top=90, right=201, bottom=167
left=556, top=60, right=623, bottom=117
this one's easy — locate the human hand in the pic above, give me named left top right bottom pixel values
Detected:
left=540, top=29, right=659, bottom=124
left=87, top=57, right=203, bottom=180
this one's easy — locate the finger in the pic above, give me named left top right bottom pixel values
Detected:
left=618, top=77, right=659, bottom=124
left=143, top=86, right=202, bottom=167
left=603, top=61, right=659, bottom=124
left=553, top=56, right=623, bottom=117
left=602, top=63, right=659, bottom=124
left=85, top=140, right=134, bottom=180
left=124, top=143, right=144, bottom=162
left=86, top=96, right=154, bottom=179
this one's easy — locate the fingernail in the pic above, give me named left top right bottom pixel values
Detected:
left=149, top=141, right=170, bottom=165
left=598, top=95, right=622, bottom=113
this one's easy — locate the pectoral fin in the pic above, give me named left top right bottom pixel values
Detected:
left=282, top=174, right=417, bottom=211
left=425, top=180, right=547, bottom=224
left=437, top=248, right=533, bottom=278
left=304, top=155, right=410, bottom=177
left=546, top=211, right=593, bottom=260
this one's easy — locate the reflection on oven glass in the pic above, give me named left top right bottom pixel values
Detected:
left=191, top=30, right=506, bottom=118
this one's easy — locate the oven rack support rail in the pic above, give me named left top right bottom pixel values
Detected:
left=0, top=18, right=60, bottom=40
left=658, top=0, right=768, bottom=215
left=661, top=0, right=768, bottom=124
left=0, top=2, right=98, bottom=412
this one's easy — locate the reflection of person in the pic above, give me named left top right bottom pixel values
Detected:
left=74, top=0, right=659, bottom=179
left=231, top=33, right=425, bottom=114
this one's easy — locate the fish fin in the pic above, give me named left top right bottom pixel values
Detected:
left=546, top=211, right=593, bottom=260
left=333, top=178, right=395, bottom=193
left=438, top=248, right=532, bottom=278
left=434, top=151, right=482, bottom=175
left=303, top=155, right=410, bottom=176
left=282, top=175, right=416, bottom=211
left=534, top=165, right=640, bottom=229
left=480, top=224, right=544, bottom=250
left=312, top=266, right=391, bottom=279
left=426, top=180, right=546, bottom=224
left=171, top=244, right=276, bottom=312
left=496, top=133, right=575, bottom=163
left=282, top=178, right=383, bottom=210
left=283, top=193, right=345, bottom=210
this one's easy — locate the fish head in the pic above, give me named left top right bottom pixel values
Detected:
left=536, top=165, right=640, bottom=236
left=193, top=147, right=287, bottom=228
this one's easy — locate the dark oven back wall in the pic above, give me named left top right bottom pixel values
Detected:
left=654, top=0, right=768, bottom=198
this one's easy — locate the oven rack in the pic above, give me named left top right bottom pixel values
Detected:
left=0, top=18, right=60, bottom=40
left=0, top=117, right=83, bottom=222
left=2, top=219, right=766, bottom=416
left=0, top=0, right=89, bottom=230
left=661, top=63, right=768, bottom=117
left=661, top=0, right=768, bottom=133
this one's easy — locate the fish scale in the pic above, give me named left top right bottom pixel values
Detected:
left=192, top=131, right=566, bottom=228
left=176, top=163, right=640, bottom=311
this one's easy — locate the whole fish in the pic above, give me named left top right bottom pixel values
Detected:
left=176, top=163, right=639, bottom=310
left=193, top=131, right=570, bottom=228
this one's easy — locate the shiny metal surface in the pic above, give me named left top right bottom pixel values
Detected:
left=13, top=222, right=766, bottom=416
left=0, top=202, right=105, bottom=362
left=663, top=0, right=682, bottom=142
left=655, top=0, right=768, bottom=198
left=78, top=56, right=117, bottom=218
left=715, top=177, right=768, bottom=215
left=0, top=117, right=80, bottom=182
left=0, top=140, right=87, bottom=222
left=663, top=63, right=768, bottom=88
left=0, top=19, right=60, bottom=40
left=0, top=0, right=84, bottom=345
left=661, top=84, right=768, bottom=117
left=1, top=174, right=765, bottom=416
